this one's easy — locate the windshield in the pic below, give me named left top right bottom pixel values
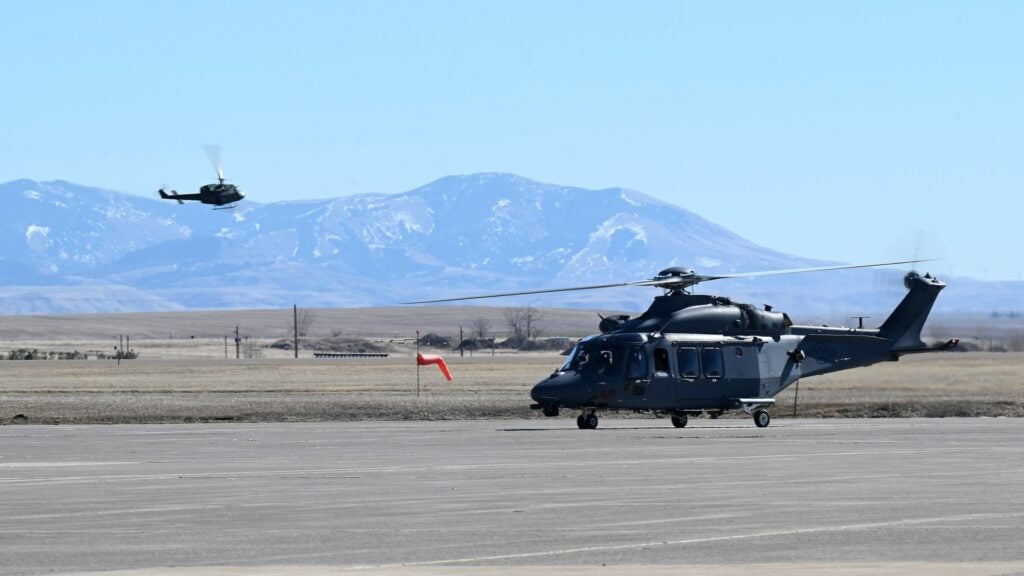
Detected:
left=560, top=344, right=582, bottom=372
left=560, top=335, right=597, bottom=372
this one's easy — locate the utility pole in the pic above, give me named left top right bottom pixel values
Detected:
left=224, top=335, right=228, bottom=359
left=459, top=325, right=464, bottom=357
left=234, top=326, right=240, bottom=359
left=293, top=304, right=299, bottom=359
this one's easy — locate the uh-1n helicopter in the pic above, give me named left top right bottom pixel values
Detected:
left=158, top=145, right=244, bottom=209
left=408, top=260, right=958, bottom=430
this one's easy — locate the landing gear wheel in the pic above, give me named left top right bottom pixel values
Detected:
left=542, top=405, right=559, bottom=417
left=708, top=411, right=720, bottom=420
left=581, top=413, right=599, bottom=429
left=753, top=409, right=771, bottom=428
left=671, top=414, right=688, bottom=428
left=576, top=415, right=586, bottom=429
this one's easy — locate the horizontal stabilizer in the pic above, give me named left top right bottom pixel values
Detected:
left=892, top=338, right=959, bottom=356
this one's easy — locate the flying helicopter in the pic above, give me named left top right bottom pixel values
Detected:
left=407, top=260, right=958, bottom=429
left=158, top=145, right=244, bottom=209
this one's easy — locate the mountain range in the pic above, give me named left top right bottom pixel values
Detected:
left=2, top=174, right=1021, bottom=319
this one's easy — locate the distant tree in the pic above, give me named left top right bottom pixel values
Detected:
left=242, top=337, right=264, bottom=359
left=504, top=306, right=544, bottom=348
left=289, top=308, right=317, bottom=337
left=1010, top=331, right=1024, bottom=353
left=471, top=317, right=492, bottom=341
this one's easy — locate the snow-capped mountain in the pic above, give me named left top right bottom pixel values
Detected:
left=2, top=174, right=1019, bottom=316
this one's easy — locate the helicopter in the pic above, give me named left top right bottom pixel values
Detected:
left=408, top=260, right=958, bottom=429
left=158, top=145, right=244, bottom=209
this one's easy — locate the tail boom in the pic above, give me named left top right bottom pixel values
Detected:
left=787, top=272, right=954, bottom=380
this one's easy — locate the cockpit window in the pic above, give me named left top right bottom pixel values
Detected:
left=560, top=336, right=598, bottom=372
left=569, top=341, right=625, bottom=377
left=593, top=348, right=622, bottom=376
left=653, top=348, right=670, bottom=375
left=625, top=347, right=648, bottom=380
left=560, top=344, right=581, bottom=371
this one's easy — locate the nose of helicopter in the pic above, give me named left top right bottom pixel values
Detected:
left=531, top=371, right=589, bottom=409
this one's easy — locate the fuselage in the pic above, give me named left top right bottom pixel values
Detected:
left=200, top=183, right=245, bottom=205
left=531, top=331, right=823, bottom=413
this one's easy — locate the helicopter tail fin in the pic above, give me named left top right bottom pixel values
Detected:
left=159, top=189, right=184, bottom=204
left=877, top=272, right=946, bottom=351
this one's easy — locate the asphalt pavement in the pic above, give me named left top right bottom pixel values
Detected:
left=2, top=418, right=1023, bottom=575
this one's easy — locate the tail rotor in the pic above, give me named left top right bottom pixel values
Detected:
left=873, top=229, right=946, bottom=310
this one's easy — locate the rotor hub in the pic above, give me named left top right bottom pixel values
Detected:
left=656, top=267, right=696, bottom=279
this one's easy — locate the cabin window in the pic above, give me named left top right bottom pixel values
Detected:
left=653, top=348, right=670, bottom=375
left=702, top=348, right=724, bottom=379
left=625, top=346, right=648, bottom=380
left=677, top=347, right=700, bottom=379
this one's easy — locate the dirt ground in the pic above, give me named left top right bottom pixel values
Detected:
left=2, top=333, right=1021, bottom=424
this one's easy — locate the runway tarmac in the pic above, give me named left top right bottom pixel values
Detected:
left=2, top=418, right=1023, bottom=575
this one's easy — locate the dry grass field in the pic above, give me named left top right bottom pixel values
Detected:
left=0, top=348, right=554, bottom=424
left=1, top=336, right=1021, bottom=424
left=0, top=306, right=605, bottom=341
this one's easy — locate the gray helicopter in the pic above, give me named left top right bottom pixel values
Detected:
left=410, top=260, right=958, bottom=429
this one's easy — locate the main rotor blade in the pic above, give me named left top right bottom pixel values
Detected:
left=401, top=280, right=650, bottom=304
left=401, top=258, right=935, bottom=304
left=203, top=144, right=224, bottom=181
left=692, top=259, right=936, bottom=283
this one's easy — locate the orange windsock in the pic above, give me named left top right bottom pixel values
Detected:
left=416, top=353, right=452, bottom=381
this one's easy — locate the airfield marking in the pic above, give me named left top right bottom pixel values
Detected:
left=0, top=461, right=140, bottom=469
left=358, top=511, right=1024, bottom=568
left=0, top=444, right=1002, bottom=488
left=3, top=504, right=229, bottom=522
left=0, top=438, right=1003, bottom=479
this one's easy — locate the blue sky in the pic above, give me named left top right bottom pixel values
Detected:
left=3, top=1, right=1021, bottom=281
